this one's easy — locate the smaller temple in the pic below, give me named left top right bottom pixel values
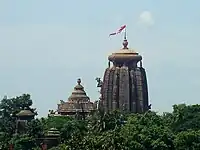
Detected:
left=43, top=128, right=60, bottom=149
left=15, top=108, right=36, bottom=133
left=53, top=78, right=97, bottom=117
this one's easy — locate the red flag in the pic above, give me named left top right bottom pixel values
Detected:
left=109, top=32, right=117, bottom=36
left=109, top=25, right=126, bottom=36
left=117, top=25, right=126, bottom=34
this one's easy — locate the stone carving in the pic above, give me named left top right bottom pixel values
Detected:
left=49, top=110, right=56, bottom=114
left=60, top=100, right=65, bottom=104
left=95, top=77, right=103, bottom=88
left=148, top=104, right=152, bottom=109
left=108, top=61, right=111, bottom=68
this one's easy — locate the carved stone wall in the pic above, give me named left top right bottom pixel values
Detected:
left=100, top=38, right=150, bottom=113
left=101, top=65, right=149, bottom=113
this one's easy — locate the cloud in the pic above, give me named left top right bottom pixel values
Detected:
left=138, top=11, right=154, bottom=26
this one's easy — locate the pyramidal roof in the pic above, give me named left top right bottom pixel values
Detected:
left=68, top=78, right=90, bottom=101
left=16, top=108, right=35, bottom=117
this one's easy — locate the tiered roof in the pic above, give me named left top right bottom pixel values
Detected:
left=57, top=78, right=96, bottom=114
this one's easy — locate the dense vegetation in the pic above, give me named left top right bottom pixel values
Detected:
left=1, top=94, right=200, bottom=150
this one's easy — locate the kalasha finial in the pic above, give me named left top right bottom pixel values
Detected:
left=123, top=28, right=128, bottom=49
left=77, top=78, right=81, bottom=85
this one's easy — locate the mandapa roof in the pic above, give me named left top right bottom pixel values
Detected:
left=16, top=109, right=35, bottom=116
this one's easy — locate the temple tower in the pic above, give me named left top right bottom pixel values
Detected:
left=99, top=35, right=150, bottom=113
left=56, top=78, right=97, bottom=118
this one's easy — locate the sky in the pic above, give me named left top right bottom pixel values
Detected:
left=0, top=0, right=200, bottom=117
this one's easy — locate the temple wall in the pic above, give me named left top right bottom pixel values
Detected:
left=135, top=68, right=144, bottom=113
left=119, top=66, right=130, bottom=111
left=102, top=68, right=111, bottom=112
left=130, top=69, right=137, bottom=112
left=140, top=67, right=149, bottom=111
left=118, top=66, right=130, bottom=111
left=112, top=67, right=120, bottom=110
left=101, top=65, right=149, bottom=113
left=108, top=68, right=115, bottom=111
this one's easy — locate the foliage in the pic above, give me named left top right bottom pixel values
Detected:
left=174, top=130, right=200, bottom=150
left=171, top=104, right=200, bottom=132
left=120, top=112, right=174, bottom=150
left=60, top=119, right=87, bottom=142
left=0, top=94, right=35, bottom=138
left=41, top=116, right=72, bottom=131
left=26, top=119, right=44, bottom=138
left=1, top=94, right=200, bottom=149
left=9, top=134, right=36, bottom=150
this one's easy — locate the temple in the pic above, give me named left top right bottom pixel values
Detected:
left=50, top=78, right=97, bottom=117
left=50, top=31, right=150, bottom=116
left=98, top=34, right=150, bottom=113
left=16, top=108, right=35, bottom=134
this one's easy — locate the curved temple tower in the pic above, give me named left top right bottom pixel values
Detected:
left=99, top=36, right=150, bottom=113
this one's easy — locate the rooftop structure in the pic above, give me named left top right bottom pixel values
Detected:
left=16, top=108, right=36, bottom=133
left=54, top=79, right=97, bottom=117
left=98, top=34, right=150, bottom=113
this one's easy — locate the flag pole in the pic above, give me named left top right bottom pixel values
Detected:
left=124, top=27, right=127, bottom=40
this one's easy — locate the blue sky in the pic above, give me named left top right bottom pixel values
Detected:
left=0, top=0, right=200, bottom=117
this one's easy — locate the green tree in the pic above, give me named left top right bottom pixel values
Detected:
left=88, top=110, right=124, bottom=134
left=41, top=116, right=72, bottom=131
left=10, top=134, right=37, bottom=150
left=0, top=94, right=37, bottom=149
left=174, top=130, right=200, bottom=150
left=61, top=120, right=87, bottom=143
left=26, top=119, right=44, bottom=138
left=0, top=94, right=36, bottom=117
left=120, top=111, right=175, bottom=150
left=171, top=104, right=200, bottom=132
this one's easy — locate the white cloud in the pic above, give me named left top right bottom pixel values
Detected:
left=138, top=11, right=154, bottom=26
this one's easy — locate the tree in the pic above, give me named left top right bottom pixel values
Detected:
left=41, top=116, right=72, bottom=131
left=170, top=104, right=200, bottom=132
left=174, top=130, right=200, bottom=150
left=9, top=134, right=37, bottom=150
left=120, top=111, right=175, bottom=150
left=26, top=119, right=44, bottom=138
left=0, top=94, right=37, bottom=149
left=61, top=120, right=88, bottom=143
left=88, top=110, right=123, bottom=134
left=2, top=93, right=200, bottom=149
left=0, top=94, right=36, bottom=117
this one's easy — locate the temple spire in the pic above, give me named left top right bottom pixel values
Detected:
left=77, top=78, right=81, bottom=85
left=101, top=32, right=150, bottom=114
